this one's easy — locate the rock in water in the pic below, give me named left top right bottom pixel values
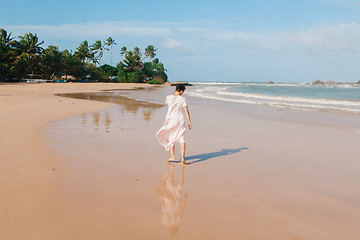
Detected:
left=312, top=79, right=324, bottom=84
left=326, top=80, right=336, bottom=84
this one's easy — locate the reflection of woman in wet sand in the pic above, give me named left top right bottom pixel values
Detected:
left=156, top=84, right=192, bottom=164
left=155, top=163, right=188, bottom=236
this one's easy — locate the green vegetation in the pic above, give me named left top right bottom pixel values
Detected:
left=0, top=28, right=168, bottom=83
left=116, top=45, right=167, bottom=83
left=147, top=79, right=163, bottom=85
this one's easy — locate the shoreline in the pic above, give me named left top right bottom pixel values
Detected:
left=0, top=83, right=155, bottom=239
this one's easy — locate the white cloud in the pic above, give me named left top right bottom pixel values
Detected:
left=200, top=22, right=360, bottom=56
left=162, top=38, right=194, bottom=56
left=163, top=38, right=183, bottom=49
left=280, top=22, right=360, bottom=55
left=4, top=20, right=360, bottom=57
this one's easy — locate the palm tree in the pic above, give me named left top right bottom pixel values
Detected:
left=41, top=45, right=62, bottom=79
left=14, top=33, right=44, bottom=56
left=122, top=51, right=142, bottom=71
left=91, top=40, right=109, bottom=66
left=75, top=40, right=94, bottom=63
left=13, top=52, right=32, bottom=79
left=61, top=49, right=73, bottom=80
left=144, top=45, right=157, bottom=60
left=120, top=46, right=127, bottom=56
left=61, top=49, right=86, bottom=80
left=0, top=29, right=16, bottom=81
left=133, top=47, right=141, bottom=56
left=13, top=33, right=44, bottom=78
left=133, top=47, right=143, bottom=67
left=0, top=29, right=15, bottom=46
left=105, top=37, right=116, bottom=66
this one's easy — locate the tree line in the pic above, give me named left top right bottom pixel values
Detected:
left=0, top=28, right=167, bottom=83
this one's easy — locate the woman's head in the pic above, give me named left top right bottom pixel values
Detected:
left=175, top=84, right=186, bottom=94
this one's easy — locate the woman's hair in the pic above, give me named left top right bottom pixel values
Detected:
left=175, top=83, right=186, bottom=92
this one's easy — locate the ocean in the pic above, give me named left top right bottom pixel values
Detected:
left=185, top=82, right=360, bottom=114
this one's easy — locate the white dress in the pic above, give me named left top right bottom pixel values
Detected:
left=156, top=95, right=187, bottom=151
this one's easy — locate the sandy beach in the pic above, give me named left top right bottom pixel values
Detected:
left=0, top=83, right=151, bottom=239
left=1, top=83, right=360, bottom=240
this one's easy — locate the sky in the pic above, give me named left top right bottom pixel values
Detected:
left=2, top=0, right=360, bottom=82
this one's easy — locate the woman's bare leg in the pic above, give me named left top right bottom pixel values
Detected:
left=180, top=143, right=187, bottom=164
left=168, top=144, right=175, bottom=161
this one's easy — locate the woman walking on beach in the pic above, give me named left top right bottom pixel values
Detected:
left=156, top=84, right=192, bottom=165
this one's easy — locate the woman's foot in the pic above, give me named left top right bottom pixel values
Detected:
left=181, top=158, right=189, bottom=165
left=167, top=158, right=175, bottom=162
left=176, top=161, right=189, bottom=166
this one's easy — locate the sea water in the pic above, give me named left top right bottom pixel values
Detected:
left=186, top=82, right=360, bottom=114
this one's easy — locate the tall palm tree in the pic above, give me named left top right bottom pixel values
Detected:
left=75, top=40, right=94, bottom=63
left=13, top=33, right=44, bottom=78
left=91, top=40, right=108, bottom=66
left=14, top=33, right=44, bottom=56
left=144, top=45, right=157, bottom=60
left=133, top=47, right=143, bottom=66
left=120, top=46, right=127, bottom=56
left=105, top=37, right=116, bottom=66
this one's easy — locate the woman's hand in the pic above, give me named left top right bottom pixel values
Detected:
left=184, top=106, right=192, bottom=130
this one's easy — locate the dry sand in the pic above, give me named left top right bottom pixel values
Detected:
left=1, top=83, right=360, bottom=240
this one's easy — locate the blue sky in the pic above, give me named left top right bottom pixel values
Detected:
left=2, top=0, right=360, bottom=82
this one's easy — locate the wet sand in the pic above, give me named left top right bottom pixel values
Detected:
left=0, top=83, right=153, bottom=239
left=42, top=86, right=360, bottom=240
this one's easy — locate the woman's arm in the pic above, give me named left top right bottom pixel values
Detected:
left=184, top=106, right=192, bottom=130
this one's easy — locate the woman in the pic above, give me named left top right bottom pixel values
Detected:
left=156, top=84, right=192, bottom=165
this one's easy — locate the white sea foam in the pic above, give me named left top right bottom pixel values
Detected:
left=186, top=83, right=360, bottom=114
left=191, top=82, right=245, bottom=85
left=217, top=90, right=360, bottom=107
left=190, top=81, right=360, bottom=89
left=195, top=86, right=228, bottom=93
left=186, top=91, right=262, bottom=105
left=187, top=91, right=360, bottom=114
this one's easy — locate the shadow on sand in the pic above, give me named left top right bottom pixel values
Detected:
left=184, top=147, right=248, bottom=165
